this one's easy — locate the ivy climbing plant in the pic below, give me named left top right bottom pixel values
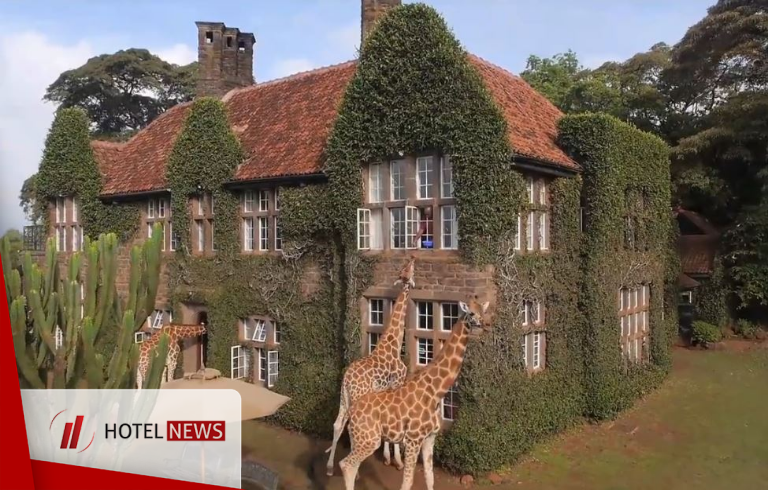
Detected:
left=37, top=107, right=138, bottom=241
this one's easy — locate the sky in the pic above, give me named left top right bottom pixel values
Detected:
left=0, top=0, right=713, bottom=234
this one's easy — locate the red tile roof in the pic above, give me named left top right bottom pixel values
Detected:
left=98, top=56, right=577, bottom=196
left=679, top=235, right=718, bottom=275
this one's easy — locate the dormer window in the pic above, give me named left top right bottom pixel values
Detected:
left=358, top=154, right=458, bottom=251
left=241, top=188, right=281, bottom=253
left=515, top=176, right=550, bottom=254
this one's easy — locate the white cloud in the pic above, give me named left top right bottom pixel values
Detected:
left=268, top=58, right=316, bottom=80
left=155, top=43, right=196, bottom=66
left=0, top=31, right=93, bottom=233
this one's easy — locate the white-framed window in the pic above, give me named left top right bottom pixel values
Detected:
left=522, top=331, right=545, bottom=371
left=441, top=302, right=459, bottom=332
left=369, top=299, right=384, bottom=326
left=391, top=208, right=406, bottom=249
left=368, top=331, right=381, bottom=354
left=274, top=188, right=280, bottom=211
left=231, top=345, right=249, bottom=379
left=417, top=301, right=434, bottom=330
left=55, top=198, right=65, bottom=224
left=56, top=227, right=65, bottom=252
left=441, top=205, right=458, bottom=250
left=257, top=349, right=279, bottom=388
left=258, top=190, right=269, bottom=212
left=243, top=318, right=268, bottom=342
left=441, top=156, right=454, bottom=198
left=196, top=220, right=204, bottom=252
left=405, top=206, right=419, bottom=249
left=520, top=300, right=542, bottom=326
left=680, top=290, right=692, bottom=305
left=54, top=326, right=64, bottom=349
left=71, top=225, right=80, bottom=252
left=442, top=382, right=459, bottom=421
left=147, top=309, right=172, bottom=330
left=538, top=179, right=547, bottom=206
left=416, top=156, right=434, bottom=199
left=539, top=212, right=548, bottom=251
left=258, top=217, right=269, bottom=251
left=358, top=209, right=371, bottom=250
left=275, top=218, right=282, bottom=251
left=369, top=163, right=383, bottom=203
left=390, top=160, right=406, bottom=201
left=514, top=214, right=522, bottom=251
left=243, top=190, right=255, bottom=213
left=417, top=337, right=433, bottom=366
left=273, top=323, right=281, bottom=345
left=526, top=212, right=534, bottom=250
left=135, top=332, right=147, bottom=344
left=169, top=223, right=179, bottom=251
left=243, top=217, right=254, bottom=251
left=527, top=177, right=535, bottom=204
left=197, top=197, right=204, bottom=217
left=619, top=285, right=650, bottom=363
left=72, top=198, right=78, bottom=222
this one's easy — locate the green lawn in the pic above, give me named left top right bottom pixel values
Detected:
left=508, top=344, right=768, bottom=490
left=242, top=343, right=768, bottom=490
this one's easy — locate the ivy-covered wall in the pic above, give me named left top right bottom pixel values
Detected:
left=37, top=107, right=139, bottom=242
left=558, top=113, right=674, bottom=420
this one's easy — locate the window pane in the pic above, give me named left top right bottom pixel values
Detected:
left=417, top=301, right=433, bottom=330
left=390, top=160, right=405, bottom=201
left=267, top=351, right=279, bottom=387
left=196, top=220, right=204, bottom=252
left=357, top=209, right=370, bottom=250
left=527, top=212, right=534, bottom=250
left=369, top=163, right=383, bottom=203
left=274, top=218, right=282, bottom=251
left=370, top=299, right=384, bottom=326
left=148, top=199, right=156, bottom=219
left=539, top=212, right=548, bottom=250
left=533, top=332, right=541, bottom=369
left=442, top=382, right=458, bottom=421
left=441, top=156, right=454, bottom=198
left=417, top=337, right=433, bottom=365
left=406, top=206, right=419, bottom=249
left=158, top=199, right=166, bottom=218
left=538, top=179, right=547, bottom=205
left=72, top=198, right=78, bottom=223
left=391, top=208, right=406, bottom=249
left=527, top=177, right=534, bottom=204
left=370, top=209, right=383, bottom=250
left=368, top=332, right=381, bottom=354
left=441, top=302, right=459, bottom=331
left=259, top=190, right=269, bottom=212
left=243, top=218, right=254, bottom=251
left=514, top=213, right=522, bottom=251
left=522, top=334, right=528, bottom=367
left=259, top=217, right=269, bottom=251
left=244, top=191, right=255, bottom=212
left=441, top=205, right=458, bottom=250
left=417, top=156, right=434, bottom=199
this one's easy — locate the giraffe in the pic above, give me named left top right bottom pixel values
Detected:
left=136, top=324, right=207, bottom=389
left=338, top=295, right=491, bottom=490
left=325, top=255, right=417, bottom=477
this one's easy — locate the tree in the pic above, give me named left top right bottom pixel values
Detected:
left=44, top=48, right=196, bottom=139
left=18, top=174, right=44, bottom=224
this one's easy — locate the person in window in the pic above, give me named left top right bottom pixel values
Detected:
left=413, top=206, right=434, bottom=249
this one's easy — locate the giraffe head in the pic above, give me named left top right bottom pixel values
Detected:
left=458, top=295, right=491, bottom=331
left=393, top=254, right=417, bottom=289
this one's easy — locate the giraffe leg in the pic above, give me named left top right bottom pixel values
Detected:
left=383, top=441, right=391, bottom=466
left=325, top=393, right=348, bottom=476
left=421, top=433, right=437, bottom=490
left=339, top=437, right=379, bottom=490
left=393, top=442, right=404, bottom=471
left=166, top=350, right=178, bottom=383
left=398, top=440, right=421, bottom=490
left=136, top=370, right=143, bottom=390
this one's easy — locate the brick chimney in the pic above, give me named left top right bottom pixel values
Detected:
left=195, top=21, right=255, bottom=98
left=361, top=0, right=401, bottom=44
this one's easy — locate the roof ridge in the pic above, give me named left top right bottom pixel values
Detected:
left=222, top=60, right=357, bottom=102
left=119, top=101, right=193, bottom=145
left=90, top=140, right=124, bottom=149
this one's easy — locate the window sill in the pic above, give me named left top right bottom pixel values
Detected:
left=360, top=249, right=460, bottom=260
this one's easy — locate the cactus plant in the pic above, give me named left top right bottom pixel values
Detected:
left=4, top=224, right=169, bottom=389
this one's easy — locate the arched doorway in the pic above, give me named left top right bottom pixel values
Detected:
left=196, top=311, right=210, bottom=370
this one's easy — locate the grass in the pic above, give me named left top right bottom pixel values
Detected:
left=242, top=343, right=768, bottom=490
left=507, top=344, right=768, bottom=490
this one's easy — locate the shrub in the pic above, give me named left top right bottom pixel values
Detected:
left=691, top=321, right=723, bottom=347
left=734, top=319, right=759, bottom=340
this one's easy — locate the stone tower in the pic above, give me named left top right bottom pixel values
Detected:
left=361, top=0, right=401, bottom=44
left=195, top=21, right=255, bottom=98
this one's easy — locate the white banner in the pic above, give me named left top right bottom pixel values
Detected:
left=21, top=389, right=242, bottom=488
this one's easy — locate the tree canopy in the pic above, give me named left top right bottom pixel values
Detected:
left=523, top=0, right=768, bottom=316
left=44, top=48, right=196, bottom=139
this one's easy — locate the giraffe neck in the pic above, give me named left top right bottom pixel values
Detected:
left=163, top=325, right=206, bottom=342
left=420, top=317, right=471, bottom=400
left=372, top=286, right=409, bottom=358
